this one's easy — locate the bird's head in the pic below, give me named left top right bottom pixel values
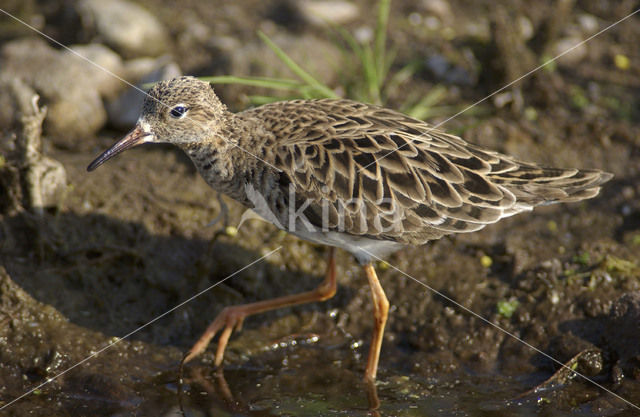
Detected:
left=88, top=76, right=227, bottom=171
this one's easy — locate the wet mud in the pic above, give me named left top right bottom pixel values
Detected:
left=1, top=0, right=640, bottom=415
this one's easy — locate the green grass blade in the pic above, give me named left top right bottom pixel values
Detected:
left=336, top=26, right=364, bottom=63
left=386, top=60, right=420, bottom=92
left=246, top=95, right=288, bottom=105
left=383, top=46, right=397, bottom=80
left=336, top=27, right=367, bottom=80
left=257, top=31, right=339, bottom=99
left=201, top=75, right=305, bottom=91
left=362, top=44, right=380, bottom=104
left=374, top=0, right=391, bottom=85
left=404, top=85, right=448, bottom=119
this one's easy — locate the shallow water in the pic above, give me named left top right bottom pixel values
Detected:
left=2, top=1, right=640, bottom=415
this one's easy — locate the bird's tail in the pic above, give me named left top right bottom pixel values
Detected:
left=491, top=165, right=613, bottom=210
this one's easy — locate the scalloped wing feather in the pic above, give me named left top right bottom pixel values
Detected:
left=242, top=99, right=611, bottom=245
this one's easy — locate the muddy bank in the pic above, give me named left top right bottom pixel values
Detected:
left=1, top=0, right=640, bottom=415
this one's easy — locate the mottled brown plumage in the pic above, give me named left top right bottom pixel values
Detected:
left=239, top=98, right=610, bottom=248
left=88, top=76, right=612, bottom=381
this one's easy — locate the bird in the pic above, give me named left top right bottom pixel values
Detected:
left=87, top=76, right=612, bottom=382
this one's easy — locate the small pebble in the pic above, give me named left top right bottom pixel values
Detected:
left=77, top=0, right=170, bottom=58
left=297, top=0, right=359, bottom=27
left=614, top=54, right=630, bottom=70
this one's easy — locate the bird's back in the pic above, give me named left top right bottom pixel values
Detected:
left=238, top=98, right=612, bottom=246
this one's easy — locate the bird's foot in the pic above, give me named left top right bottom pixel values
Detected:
left=183, top=306, right=247, bottom=366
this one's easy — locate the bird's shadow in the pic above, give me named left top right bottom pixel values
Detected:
left=0, top=209, right=373, bottom=416
left=0, top=210, right=344, bottom=351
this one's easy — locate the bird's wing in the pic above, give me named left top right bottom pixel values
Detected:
left=244, top=99, right=610, bottom=244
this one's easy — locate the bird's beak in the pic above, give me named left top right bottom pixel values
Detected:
left=87, top=125, right=153, bottom=171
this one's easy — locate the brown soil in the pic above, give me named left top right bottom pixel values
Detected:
left=1, top=0, right=640, bottom=415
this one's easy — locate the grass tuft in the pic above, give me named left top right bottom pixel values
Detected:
left=203, top=0, right=451, bottom=118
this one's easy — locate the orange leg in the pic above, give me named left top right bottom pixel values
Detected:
left=363, top=263, right=389, bottom=382
left=183, top=247, right=337, bottom=365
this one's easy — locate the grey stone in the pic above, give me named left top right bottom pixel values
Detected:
left=553, top=37, right=588, bottom=65
left=0, top=77, right=67, bottom=214
left=67, top=43, right=126, bottom=100
left=0, top=75, right=35, bottom=142
left=77, top=0, right=170, bottom=58
left=0, top=38, right=107, bottom=144
left=420, top=0, right=453, bottom=23
left=106, top=59, right=182, bottom=129
left=606, top=292, right=640, bottom=376
left=230, top=32, right=343, bottom=89
left=297, top=0, right=359, bottom=27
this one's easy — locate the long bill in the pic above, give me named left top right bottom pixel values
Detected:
left=87, top=125, right=152, bottom=171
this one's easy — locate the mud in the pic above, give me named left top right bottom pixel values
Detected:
left=1, top=0, right=640, bottom=416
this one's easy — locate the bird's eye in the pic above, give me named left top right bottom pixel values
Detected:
left=170, top=105, right=188, bottom=119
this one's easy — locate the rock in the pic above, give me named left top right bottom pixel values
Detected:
left=423, top=53, right=475, bottom=85
left=0, top=38, right=107, bottom=146
left=353, top=26, right=374, bottom=43
left=47, top=95, right=105, bottom=146
left=106, top=59, right=182, bottom=129
left=0, top=158, right=22, bottom=216
left=77, top=0, right=170, bottom=58
left=0, top=76, right=32, bottom=215
left=67, top=43, right=126, bottom=100
left=420, top=0, right=453, bottom=23
left=297, top=0, right=359, bottom=27
left=0, top=75, right=35, bottom=142
left=18, top=95, right=67, bottom=214
left=517, top=16, right=534, bottom=41
left=606, top=292, right=640, bottom=378
left=577, top=13, right=598, bottom=34
left=0, top=77, right=67, bottom=214
left=230, top=32, right=343, bottom=89
left=121, top=56, right=181, bottom=83
left=553, top=36, right=588, bottom=66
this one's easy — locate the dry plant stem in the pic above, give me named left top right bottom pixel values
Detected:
left=183, top=247, right=337, bottom=365
left=363, top=263, right=389, bottom=382
left=19, top=96, right=47, bottom=216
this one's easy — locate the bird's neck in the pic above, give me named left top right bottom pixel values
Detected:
left=182, top=113, right=275, bottom=205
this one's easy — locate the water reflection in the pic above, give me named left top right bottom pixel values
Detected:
left=179, top=365, right=383, bottom=416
